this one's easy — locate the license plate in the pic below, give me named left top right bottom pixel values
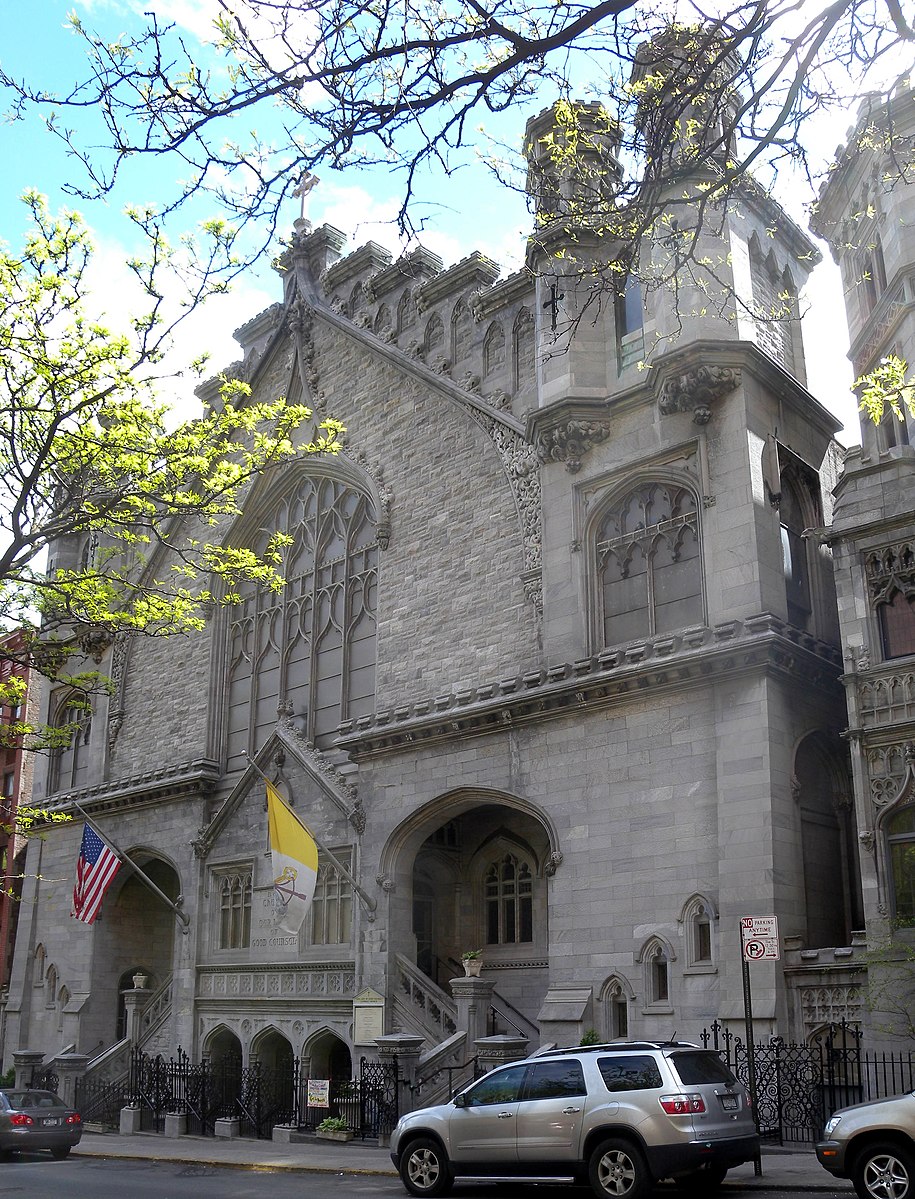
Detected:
left=720, top=1094, right=739, bottom=1111
left=42, top=1117, right=59, bottom=1126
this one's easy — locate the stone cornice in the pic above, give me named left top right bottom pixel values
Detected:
left=323, top=242, right=393, bottom=293
left=336, top=614, right=843, bottom=758
left=417, top=252, right=501, bottom=312
left=471, top=269, right=536, bottom=320
left=365, top=247, right=444, bottom=300
left=41, top=759, right=221, bottom=821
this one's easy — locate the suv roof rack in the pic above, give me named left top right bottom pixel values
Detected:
left=536, top=1040, right=700, bottom=1057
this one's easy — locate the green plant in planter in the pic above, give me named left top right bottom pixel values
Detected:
left=461, top=949, right=483, bottom=960
left=317, top=1116, right=349, bottom=1132
left=579, top=1028, right=601, bottom=1046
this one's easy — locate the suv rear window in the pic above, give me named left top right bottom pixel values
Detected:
left=597, top=1055, right=663, bottom=1092
left=669, top=1051, right=737, bottom=1086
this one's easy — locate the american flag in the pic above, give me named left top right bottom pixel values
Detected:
left=71, top=824, right=121, bottom=924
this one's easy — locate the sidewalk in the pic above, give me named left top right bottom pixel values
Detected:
left=72, top=1131, right=851, bottom=1191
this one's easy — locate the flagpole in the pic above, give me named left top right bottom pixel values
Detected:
left=68, top=798, right=191, bottom=933
left=245, top=754, right=377, bottom=916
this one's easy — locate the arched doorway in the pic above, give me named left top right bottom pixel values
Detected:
left=303, top=1029, right=352, bottom=1080
left=204, top=1026, right=243, bottom=1116
left=87, top=853, right=181, bottom=1052
left=381, top=789, right=558, bottom=1031
left=251, top=1028, right=295, bottom=1120
left=795, top=732, right=860, bottom=947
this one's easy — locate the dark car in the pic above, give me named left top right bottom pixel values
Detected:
left=0, top=1089, right=83, bottom=1159
left=816, top=1089, right=915, bottom=1199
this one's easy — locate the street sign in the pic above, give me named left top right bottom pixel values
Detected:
left=740, top=915, right=780, bottom=961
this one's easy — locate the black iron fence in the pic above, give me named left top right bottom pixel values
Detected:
left=117, top=1047, right=398, bottom=1140
left=701, top=1020, right=915, bottom=1144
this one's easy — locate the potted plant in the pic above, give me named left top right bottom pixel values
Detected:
left=461, top=949, right=484, bottom=977
left=316, top=1116, right=354, bottom=1142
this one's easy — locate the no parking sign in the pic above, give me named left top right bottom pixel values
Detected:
left=740, top=915, right=780, bottom=961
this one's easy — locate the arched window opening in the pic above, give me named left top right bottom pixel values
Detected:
left=887, top=806, right=915, bottom=926
left=451, top=300, right=472, bottom=363
left=879, top=590, right=915, bottom=660
left=397, top=289, right=417, bottom=333
left=779, top=470, right=815, bottom=630
left=513, top=309, right=535, bottom=391
left=647, top=944, right=669, bottom=1005
left=796, top=732, right=859, bottom=946
left=616, top=275, right=645, bottom=371
left=602, top=978, right=631, bottom=1039
left=483, top=322, right=506, bottom=378
left=682, top=897, right=714, bottom=968
left=596, top=482, right=702, bottom=647
left=217, top=869, right=252, bottom=950
left=425, top=313, right=444, bottom=356
left=750, top=241, right=799, bottom=375
left=311, top=850, right=353, bottom=946
left=48, top=693, right=92, bottom=794
left=226, top=474, right=378, bottom=766
left=485, top=853, right=533, bottom=946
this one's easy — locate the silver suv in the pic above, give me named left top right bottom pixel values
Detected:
left=816, top=1089, right=915, bottom=1199
left=390, top=1040, right=759, bottom=1197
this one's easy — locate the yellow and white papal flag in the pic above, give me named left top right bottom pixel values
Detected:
left=266, top=782, right=319, bottom=934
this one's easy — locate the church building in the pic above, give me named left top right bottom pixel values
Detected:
left=9, top=75, right=907, bottom=1093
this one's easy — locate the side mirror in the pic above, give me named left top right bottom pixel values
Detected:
left=452, top=1093, right=468, bottom=1108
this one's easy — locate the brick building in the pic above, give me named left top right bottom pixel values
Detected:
left=5, top=86, right=894, bottom=1083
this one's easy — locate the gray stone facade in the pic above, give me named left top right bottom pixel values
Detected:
left=5, top=96, right=878, bottom=1080
left=811, top=82, right=915, bottom=1050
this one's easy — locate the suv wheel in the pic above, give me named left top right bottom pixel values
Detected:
left=399, top=1136, right=454, bottom=1197
left=853, top=1142, right=915, bottom=1199
left=589, top=1137, right=651, bottom=1198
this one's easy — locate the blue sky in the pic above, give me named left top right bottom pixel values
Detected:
left=0, top=0, right=861, bottom=437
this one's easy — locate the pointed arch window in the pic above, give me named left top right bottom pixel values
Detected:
left=642, top=940, right=671, bottom=1006
left=601, top=977, right=631, bottom=1039
left=216, top=869, right=252, bottom=950
left=616, top=275, right=645, bottom=371
left=596, top=481, right=702, bottom=648
left=865, top=540, right=915, bottom=661
left=451, top=300, right=473, bottom=363
left=311, top=849, right=353, bottom=945
left=225, top=473, right=378, bottom=768
left=513, top=309, right=535, bottom=391
left=887, top=806, right=915, bottom=926
left=485, top=853, right=533, bottom=946
left=47, top=692, right=92, bottom=794
left=681, top=896, right=715, bottom=969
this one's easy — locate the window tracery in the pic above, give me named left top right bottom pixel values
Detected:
left=866, top=540, right=915, bottom=660
left=225, top=474, right=377, bottom=767
left=484, top=852, right=533, bottom=946
left=311, top=850, right=353, bottom=945
left=595, top=481, right=702, bottom=647
left=216, top=869, right=252, bottom=950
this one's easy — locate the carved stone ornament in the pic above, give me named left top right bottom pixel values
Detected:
left=376, top=872, right=396, bottom=892
left=465, top=410, right=543, bottom=587
left=348, top=799, right=367, bottom=834
left=657, top=366, right=741, bottom=418
left=536, top=419, right=613, bottom=473
left=544, top=850, right=564, bottom=876
left=858, top=830, right=875, bottom=854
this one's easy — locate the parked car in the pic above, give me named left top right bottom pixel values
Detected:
left=390, top=1040, right=759, bottom=1197
left=816, top=1089, right=915, bottom=1199
left=0, top=1089, right=83, bottom=1159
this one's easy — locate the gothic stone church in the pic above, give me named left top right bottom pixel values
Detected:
left=6, top=97, right=878, bottom=1082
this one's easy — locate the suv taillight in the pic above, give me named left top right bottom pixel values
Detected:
left=659, top=1093, right=706, bottom=1115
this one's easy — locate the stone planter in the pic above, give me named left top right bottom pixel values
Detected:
left=316, top=1128, right=354, bottom=1142
left=462, top=957, right=482, bottom=977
